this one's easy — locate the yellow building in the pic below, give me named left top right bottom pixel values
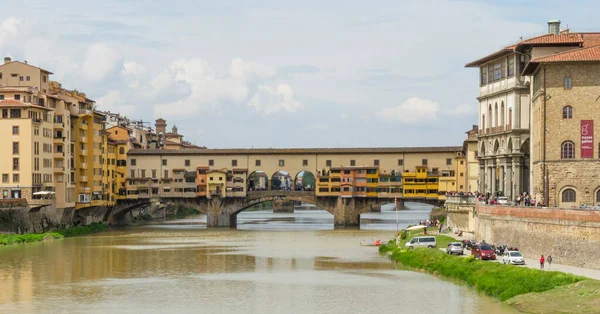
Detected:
left=105, top=126, right=133, bottom=200
left=402, top=166, right=439, bottom=200
left=206, top=169, right=227, bottom=198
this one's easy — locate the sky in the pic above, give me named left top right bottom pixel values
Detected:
left=0, top=0, right=597, bottom=148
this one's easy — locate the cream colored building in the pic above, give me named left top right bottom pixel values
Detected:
left=465, top=20, right=600, bottom=200
left=463, top=126, right=479, bottom=193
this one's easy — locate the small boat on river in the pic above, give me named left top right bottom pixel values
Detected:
left=360, top=240, right=383, bottom=247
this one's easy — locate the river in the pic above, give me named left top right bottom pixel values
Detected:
left=0, top=203, right=517, bottom=314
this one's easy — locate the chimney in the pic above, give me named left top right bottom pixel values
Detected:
left=4, top=57, right=11, bottom=64
left=548, top=20, right=561, bottom=35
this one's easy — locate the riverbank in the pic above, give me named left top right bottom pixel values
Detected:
left=380, top=243, right=600, bottom=313
left=0, top=222, right=109, bottom=246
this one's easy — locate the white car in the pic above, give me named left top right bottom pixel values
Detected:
left=502, top=251, right=525, bottom=265
left=497, top=197, right=509, bottom=205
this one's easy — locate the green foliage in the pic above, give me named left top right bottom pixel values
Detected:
left=139, top=213, right=153, bottom=221
left=0, top=232, right=63, bottom=245
left=176, top=207, right=200, bottom=217
left=272, top=177, right=282, bottom=188
left=55, top=222, right=109, bottom=238
left=383, top=246, right=585, bottom=301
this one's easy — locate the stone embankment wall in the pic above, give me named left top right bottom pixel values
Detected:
left=0, top=200, right=75, bottom=234
left=476, top=204, right=600, bottom=270
left=445, top=196, right=476, bottom=233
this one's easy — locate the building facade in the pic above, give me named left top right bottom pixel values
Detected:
left=466, top=20, right=600, bottom=201
left=523, top=45, right=600, bottom=207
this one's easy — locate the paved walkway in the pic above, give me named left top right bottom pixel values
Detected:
left=438, top=248, right=600, bottom=280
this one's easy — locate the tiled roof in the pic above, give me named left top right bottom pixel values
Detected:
left=0, top=99, right=53, bottom=110
left=128, top=146, right=463, bottom=156
left=518, top=33, right=583, bottom=45
left=0, top=60, right=53, bottom=74
left=530, top=45, right=600, bottom=62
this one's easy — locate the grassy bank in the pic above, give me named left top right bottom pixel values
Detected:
left=0, top=222, right=109, bottom=246
left=380, top=245, right=584, bottom=301
left=506, top=279, right=600, bottom=314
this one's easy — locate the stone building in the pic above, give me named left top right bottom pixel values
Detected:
left=523, top=45, right=600, bottom=207
left=466, top=20, right=600, bottom=201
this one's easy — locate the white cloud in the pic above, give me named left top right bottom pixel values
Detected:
left=121, top=61, right=146, bottom=88
left=248, top=83, right=303, bottom=115
left=230, top=58, right=276, bottom=81
left=0, top=17, right=20, bottom=52
left=308, top=123, right=328, bottom=130
left=442, top=103, right=476, bottom=116
left=340, top=113, right=348, bottom=120
left=96, top=90, right=137, bottom=116
left=82, top=43, right=120, bottom=81
left=376, top=97, right=439, bottom=124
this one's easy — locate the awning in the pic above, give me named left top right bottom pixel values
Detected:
left=33, top=191, right=56, bottom=196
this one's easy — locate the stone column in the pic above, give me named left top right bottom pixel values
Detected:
left=490, top=162, right=497, bottom=196
left=512, top=157, right=522, bottom=197
left=505, top=161, right=513, bottom=200
left=479, top=160, right=486, bottom=193
left=498, top=161, right=505, bottom=196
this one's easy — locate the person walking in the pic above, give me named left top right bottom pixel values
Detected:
left=547, top=255, right=553, bottom=269
left=539, top=255, right=545, bottom=270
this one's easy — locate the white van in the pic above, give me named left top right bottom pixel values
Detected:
left=405, top=236, right=437, bottom=249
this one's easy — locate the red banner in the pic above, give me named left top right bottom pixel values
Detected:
left=581, top=120, right=594, bottom=158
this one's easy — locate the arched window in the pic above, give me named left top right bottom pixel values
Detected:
left=564, top=77, right=573, bottom=90
left=563, top=106, right=573, bottom=119
left=500, top=102, right=505, bottom=128
left=482, top=114, right=486, bottom=131
left=561, top=141, right=574, bottom=159
left=596, top=189, right=600, bottom=203
left=508, top=108, right=513, bottom=128
left=494, top=103, right=498, bottom=127
left=488, top=105, right=492, bottom=130
left=119, top=147, right=125, bottom=154
left=562, top=188, right=576, bottom=203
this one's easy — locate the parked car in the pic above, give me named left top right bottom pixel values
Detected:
left=405, top=236, right=437, bottom=249
left=497, top=197, right=509, bottom=205
left=502, top=250, right=525, bottom=265
left=446, top=242, right=464, bottom=255
left=471, top=244, right=496, bottom=260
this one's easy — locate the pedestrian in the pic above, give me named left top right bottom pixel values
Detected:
left=547, top=255, right=553, bottom=269
left=539, top=255, right=545, bottom=270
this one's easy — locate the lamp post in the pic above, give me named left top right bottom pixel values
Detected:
left=552, top=183, right=557, bottom=207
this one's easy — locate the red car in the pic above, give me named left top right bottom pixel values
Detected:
left=472, top=244, right=496, bottom=260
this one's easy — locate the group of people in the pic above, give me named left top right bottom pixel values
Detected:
left=539, top=255, right=553, bottom=270
left=516, top=192, right=539, bottom=206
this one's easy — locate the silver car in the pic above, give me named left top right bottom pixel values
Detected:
left=502, top=251, right=525, bottom=265
left=446, top=242, right=464, bottom=255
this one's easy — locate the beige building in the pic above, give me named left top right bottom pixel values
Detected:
left=466, top=20, right=600, bottom=200
left=126, top=147, right=463, bottom=201
left=523, top=43, right=600, bottom=207
left=463, top=126, right=479, bottom=193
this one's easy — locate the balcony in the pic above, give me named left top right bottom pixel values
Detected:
left=78, top=109, right=92, bottom=115
left=53, top=166, right=64, bottom=173
left=53, top=136, right=65, bottom=143
left=54, top=122, right=65, bottom=129
left=209, top=190, right=222, bottom=196
left=79, top=136, right=87, bottom=143
left=80, top=163, right=88, bottom=169
left=32, top=118, right=42, bottom=124
left=80, top=176, right=88, bottom=182
left=53, top=151, right=65, bottom=159
left=80, top=123, right=88, bottom=130
left=478, top=125, right=518, bottom=136
left=80, top=149, right=88, bottom=156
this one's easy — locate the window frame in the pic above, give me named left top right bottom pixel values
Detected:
left=561, top=188, right=576, bottom=203
left=564, top=76, right=573, bottom=90
left=561, top=140, right=575, bottom=159
left=562, top=106, right=573, bottom=119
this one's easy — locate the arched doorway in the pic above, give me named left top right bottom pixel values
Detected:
left=295, top=170, right=316, bottom=191
left=271, top=170, right=292, bottom=191
left=248, top=170, right=269, bottom=191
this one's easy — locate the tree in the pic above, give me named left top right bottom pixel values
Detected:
left=300, top=171, right=316, bottom=190
left=272, top=177, right=282, bottom=189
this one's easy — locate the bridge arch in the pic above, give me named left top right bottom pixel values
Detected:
left=294, top=170, right=316, bottom=191
left=271, top=170, right=292, bottom=191
left=248, top=170, right=269, bottom=191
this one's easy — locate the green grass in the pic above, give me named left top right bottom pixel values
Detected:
left=380, top=245, right=585, bottom=301
left=399, top=231, right=457, bottom=249
left=0, top=232, right=63, bottom=245
left=506, top=280, right=600, bottom=314
left=1, top=222, right=109, bottom=246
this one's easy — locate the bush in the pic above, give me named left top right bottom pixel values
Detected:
left=139, top=213, right=153, bottom=221
left=55, top=222, right=109, bottom=238
left=0, top=232, right=63, bottom=245
left=383, top=247, right=584, bottom=301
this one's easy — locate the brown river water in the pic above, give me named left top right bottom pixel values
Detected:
left=0, top=204, right=518, bottom=314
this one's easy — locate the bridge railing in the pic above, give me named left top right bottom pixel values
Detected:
left=445, top=195, right=477, bottom=205
left=246, top=190, right=315, bottom=199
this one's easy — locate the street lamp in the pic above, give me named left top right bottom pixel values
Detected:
left=552, top=183, right=557, bottom=207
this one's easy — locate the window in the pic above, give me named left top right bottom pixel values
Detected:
left=562, top=188, right=576, bottom=203
left=141, top=170, right=146, bottom=178
left=564, top=77, right=573, bottom=90
left=43, top=75, right=47, bottom=83
left=12, top=142, right=18, bottom=154
left=480, top=66, right=487, bottom=85
left=350, top=160, right=356, bottom=166
left=130, top=170, right=135, bottom=178
left=12, top=158, right=19, bottom=171
left=19, top=76, right=23, bottom=81
left=422, top=159, right=428, bottom=166
left=255, top=159, right=261, bottom=166
left=302, top=159, right=308, bottom=167
left=395, top=159, right=403, bottom=166
left=562, top=106, right=573, bottom=119
left=460, top=173, right=464, bottom=177
left=507, top=57, right=514, bottom=77
left=596, top=189, right=600, bottom=203
left=209, top=160, right=214, bottom=166
left=460, top=160, right=464, bottom=165
left=446, top=158, right=452, bottom=165
left=162, top=159, right=167, bottom=166
left=2, top=174, right=7, bottom=183
left=12, top=174, right=19, bottom=183
left=163, top=170, right=169, bottom=178
left=26, top=76, right=30, bottom=81
left=488, top=60, right=505, bottom=82
left=10, top=109, right=21, bottom=118
left=279, top=160, right=285, bottom=167
left=12, top=126, right=18, bottom=135
left=210, top=177, right=213, bottom=181
left=561, top=141, right=575, bottom=159
left=0, top=95, right=3, bottom=100
left=152, top=169, right=157, bottom=178
left=185, top=159, right=191, bottom=167
left=374, top=159, right=379, bottom=166
left=326, top=160, right=332, bottom=167
left=131, top=159, right=136, bottom=166
left=232, top=160, right=237, bottom=167
left=119, top=147, right=125, bottom=154
left=14, top=95, right=20, bottom=101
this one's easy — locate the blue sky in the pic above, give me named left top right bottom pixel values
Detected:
left=0, top=0, right=596, bottom=148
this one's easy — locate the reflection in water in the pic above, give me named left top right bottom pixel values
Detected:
left=0, top=203, right=518, bottom=314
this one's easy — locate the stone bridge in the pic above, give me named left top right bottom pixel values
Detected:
left=111, top=191, right=443, bottom=228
